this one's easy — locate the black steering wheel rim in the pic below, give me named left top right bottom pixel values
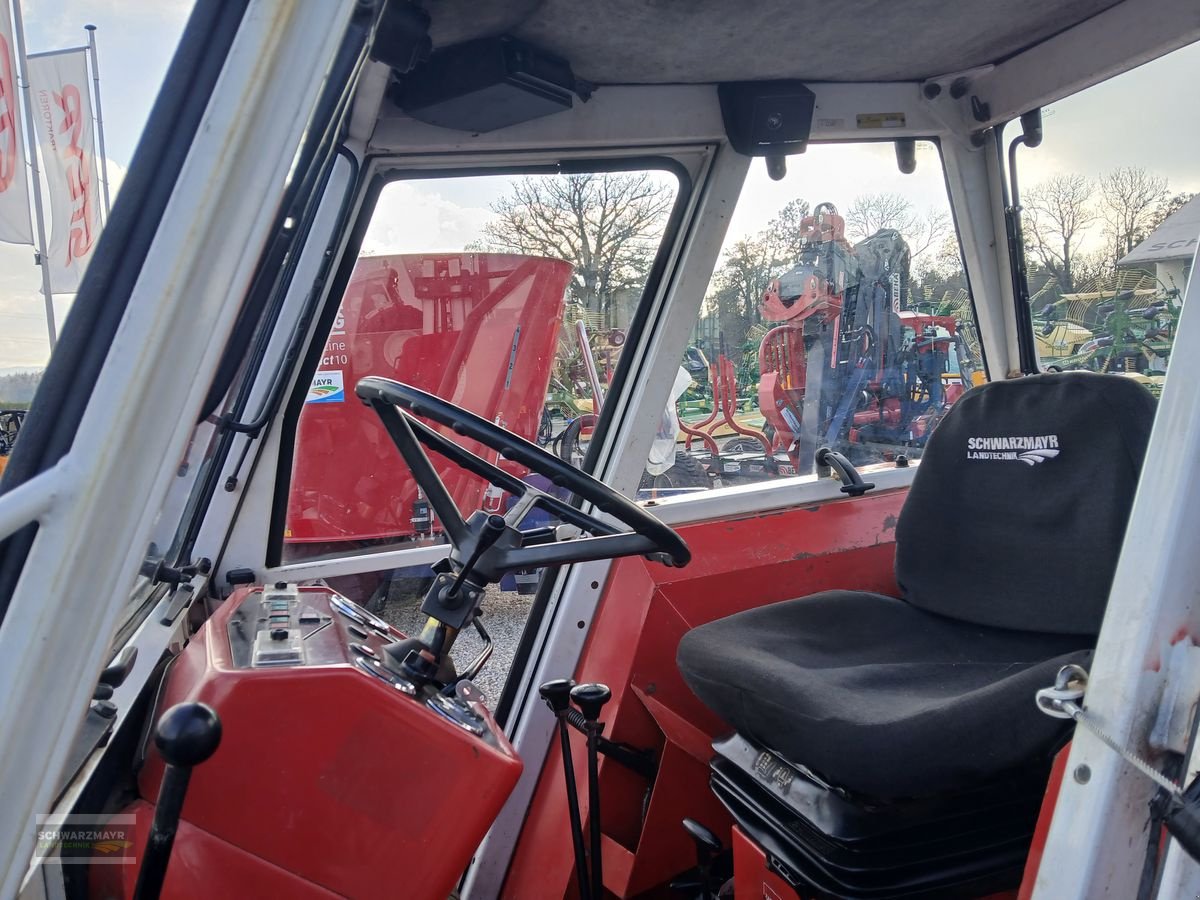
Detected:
left=355, top=376, right=690, bottom=568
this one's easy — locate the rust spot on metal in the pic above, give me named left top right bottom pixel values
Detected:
left=793, top=551, right=815, bottom=560
left=882, top=514, right=898, bottom=531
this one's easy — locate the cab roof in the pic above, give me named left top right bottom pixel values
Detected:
left=427, top=0, right=1122, bottom=83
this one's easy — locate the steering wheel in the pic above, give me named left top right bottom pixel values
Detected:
left=355, top=377, right=690, bottom=631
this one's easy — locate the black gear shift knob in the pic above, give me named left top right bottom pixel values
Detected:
left=539, top=678, right=576, bottom=713
left=155, top=702, right=222, bottom=768
left=570, top=683, right=611, bottom=721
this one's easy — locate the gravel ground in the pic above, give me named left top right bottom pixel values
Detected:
left=377, top=582, right=537, bottom=702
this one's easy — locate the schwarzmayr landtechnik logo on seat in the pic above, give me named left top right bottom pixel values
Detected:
left=966, top=435, right=1060, bottom=465
left=34, top=814, right=136, bottom=865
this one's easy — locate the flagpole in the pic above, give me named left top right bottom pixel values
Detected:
left=83, top=24, right=109, bottom=219
left=10, top=0, right=55, bottom=350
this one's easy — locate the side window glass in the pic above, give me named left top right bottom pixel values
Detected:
left=649, top=140, right=982, bottom=498
left=1023, top=41, right=1198, bottom=392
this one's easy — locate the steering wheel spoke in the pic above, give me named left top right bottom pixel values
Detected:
left=369, top=400, right=468, bottom=544
left=535, top=491, right=621, bottom=537
left=499, top=532, right=660, bottom=571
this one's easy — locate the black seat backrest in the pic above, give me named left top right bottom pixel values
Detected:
left=895, top=372, right=1156, bottom=635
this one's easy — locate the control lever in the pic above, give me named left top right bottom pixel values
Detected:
left=93, top=645, right=138, bottom=701
left=446, top=513, right=507, bottom=601
left=133, top=703, right=222, bottom=900
left=571, top=683, right=612, bottom=900
left=815, top=447, right=875, bottom=496
left=562, top=707, right=656, bottom=779
left=452, top=613, right=494, bottom=686
left=670, top=818, right=725, bottom=900
left=540, top=679, right=591, bottom=900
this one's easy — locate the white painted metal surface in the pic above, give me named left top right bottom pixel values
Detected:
left=193, top=148, right=360, bottom=573
left=1033, top=246, right=1200, bottom=898
left=940, top=134, right=1021, bottom=378
left=968, top=0, right=1200, bottom=130
left=0, top=2, right=355, bottom=893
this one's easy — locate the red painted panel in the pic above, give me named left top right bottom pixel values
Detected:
left=503, top=490, right=907, bottom=899
left=1017, top=744, right=1071, bottom=900
left=112, top=586, right=521, bottom=900
left=286, top=253, right=570, bottom=544
left=732, top=825, right=804, bottom=900
left=90, top=801, right=340, bottom=900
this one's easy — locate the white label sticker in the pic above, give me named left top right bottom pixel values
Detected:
left=306, top=370, right=345, bottom=404
left=857, top=112, right=906, bottom=129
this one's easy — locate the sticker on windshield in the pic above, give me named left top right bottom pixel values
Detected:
left=306, top=370, right=345, bottom=404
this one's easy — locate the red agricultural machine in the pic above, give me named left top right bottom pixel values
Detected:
left=285, top=253, right=571, bottom=598
left=686, top=203, right=977, bottom=481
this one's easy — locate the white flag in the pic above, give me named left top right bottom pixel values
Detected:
left=27, top=49, right=100, bottom=293
left=0, top=1, right=32, bottom=245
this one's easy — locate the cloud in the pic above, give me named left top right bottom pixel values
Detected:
left=21, top=0, right=189, bottom=49
left=360, top=181, right=494, bottom=256
left=0, top=241, right=56, bottom=368
left=0, top=153, right=124, bottom=368
left=724, top=141, right=953, bottom=252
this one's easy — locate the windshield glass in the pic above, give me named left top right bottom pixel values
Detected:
left=282, top=170, right=680, bottom=563
left=278, top=169, right=682, bottom=695
left=628, top=139, right=983, bottom=500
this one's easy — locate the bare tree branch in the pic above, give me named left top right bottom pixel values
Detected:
left=844, top=193, right=949, bottom=267
left=1099, top=166, right=1169, bottom=260
left=477, top=173, right=673, bottom=326
left=1023, top=173, right=1096, bottom=293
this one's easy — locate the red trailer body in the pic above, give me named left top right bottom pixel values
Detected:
left=285, top=253, right=571, bottom=546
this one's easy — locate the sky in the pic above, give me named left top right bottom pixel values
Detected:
left=0, top=3, right=1196, bottom=369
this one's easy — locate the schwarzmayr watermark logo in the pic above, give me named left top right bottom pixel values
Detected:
left=34, top=814, right=136, bottom=865
left=966, top=435, right=1060, bottom=466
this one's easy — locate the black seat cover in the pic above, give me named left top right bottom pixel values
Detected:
left=678, top=372, right=1155, bottom=800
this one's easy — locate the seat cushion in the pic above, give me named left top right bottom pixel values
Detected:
left=677, top=590, right=1092, bottom=800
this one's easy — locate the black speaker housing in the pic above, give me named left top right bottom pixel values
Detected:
left=718, top=81, right=816, bottom=157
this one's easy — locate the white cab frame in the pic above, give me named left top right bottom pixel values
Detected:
left=0, top=2, right=356, bottom=894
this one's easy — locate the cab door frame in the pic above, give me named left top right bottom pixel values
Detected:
left=0, top=3, right=365, bottom=894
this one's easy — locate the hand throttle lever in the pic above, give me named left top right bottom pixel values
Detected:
left=445, top=513, right=507, bottom=604
left=133, top=702, right=222, bottom=900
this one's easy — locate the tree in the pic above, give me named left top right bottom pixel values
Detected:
left=1023, top=173, right=1096, bottom=293
left=844, top=192, right=949, bottom=264
left=911, top=233, right=969, bottom=307
left=1098, top=166, right=1169, bottom=260
left=0, top=370, right=41, bottom=406
left=708, top=237, right=778, bottom=352
left=476, top=173, right=674, bottom=327
left=765, top=198, right=811, bottom=260
left=701, top=198, right=812, bottom=353
left=1070, top=249, right=1116, bottom=292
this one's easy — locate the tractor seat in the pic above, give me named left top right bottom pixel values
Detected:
left=679, top=372, right=1156, bottom=801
